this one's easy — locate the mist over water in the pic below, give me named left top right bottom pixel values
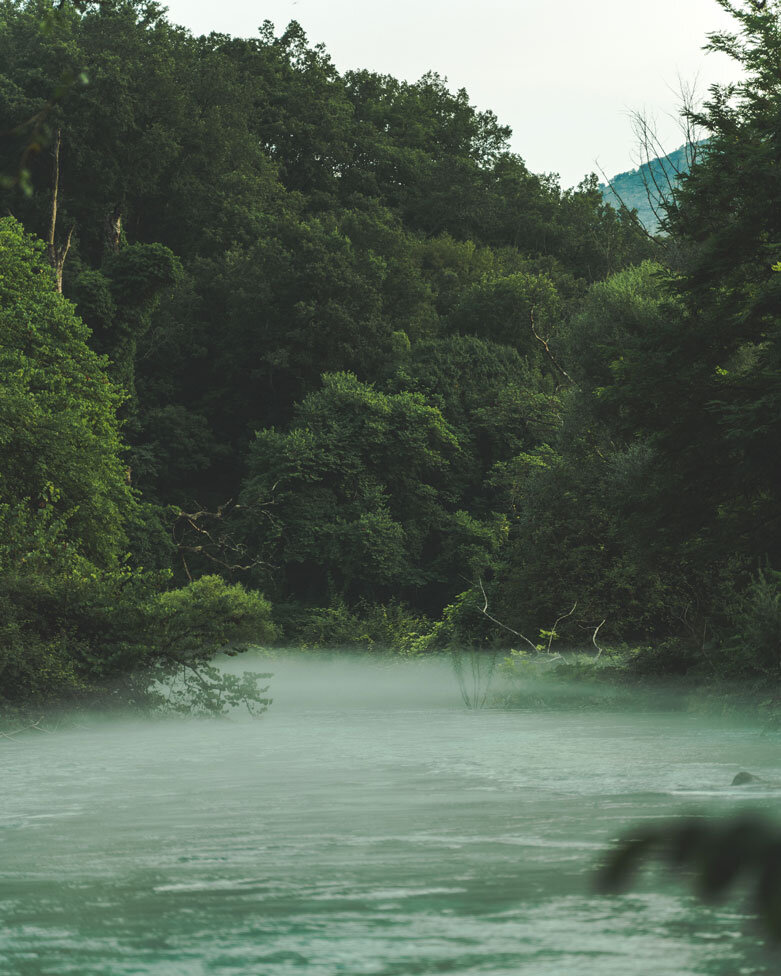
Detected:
left=1, top=652, right=779, bottom=975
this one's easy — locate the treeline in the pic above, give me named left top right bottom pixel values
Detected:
left=0, top=0, right=779, bottom=705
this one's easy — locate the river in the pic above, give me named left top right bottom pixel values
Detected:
left=1, top=653, right=779, bottom=975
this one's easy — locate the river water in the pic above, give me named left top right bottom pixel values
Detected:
left=1, top=653, right=780, bottom=975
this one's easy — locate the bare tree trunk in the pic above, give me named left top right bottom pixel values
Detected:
left=592, top=619, right=606, bottom=660
left=47, top=129, right=74, bottom=293
left=529, top=307, right=577, bottom=391
left=104, top=206, right=122, bottom=254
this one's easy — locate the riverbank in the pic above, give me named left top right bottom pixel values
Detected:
left=491, top=645, right=781, bottom=725
left=5, top=640, right=781, bottom=737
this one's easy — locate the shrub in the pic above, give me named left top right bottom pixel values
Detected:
left=723, top=570, right=781, bottom=675
left=285, top=599, right=430, bottom=653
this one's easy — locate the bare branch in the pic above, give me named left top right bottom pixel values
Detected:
left=632, top=114, right=684, bottom=236
left=530, top=307, right=577, bottom=390
left=546, top=601, right=577, bottom=653
left=595, top=161, right=660, bottom=244
left=476, top=578, right=538, bottom=651
left=0, top=717, right=53, bottom=741
left=104, top=207, right=122, bottom=254
left=592, top=619, right=606, bottom=660
left=172, top=497, right=278, bottom=577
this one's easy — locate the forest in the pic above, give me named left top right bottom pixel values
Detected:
left=1, top=0, right=780, bottom=711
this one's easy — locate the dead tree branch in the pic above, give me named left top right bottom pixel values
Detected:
left=546, top=601, right=577, bottom=653
left=596, top=161, right=660, bottom=245
left=475, top=578, right=538, bottom=651
left=173, top=496, right=278, bottom=581
left=0, top=718, right=53, bottom=740
left=630, top=115, right=677, bottom=232
left=529, top=307, right=577, bottom=390
left=592, top=619, right=606, bottom=660
left=104, top=206, right=122, bottom=254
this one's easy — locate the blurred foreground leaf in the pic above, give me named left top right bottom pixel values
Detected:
left=598, top=814, right=781, bottom=938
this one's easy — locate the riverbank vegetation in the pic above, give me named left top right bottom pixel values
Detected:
left=1, top=0, right=780, bottom=710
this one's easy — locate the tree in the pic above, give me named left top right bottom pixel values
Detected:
left=241, top=372, right=504, bottom=608
left=390, top=334, right=561, bottom=514
left=0, top=217, right=275, bottom=709
left=448, top=271, right=562, bottom=362
left=592, top=2, right=781, bottom=588
left=0, top=216, right=131, bottom=563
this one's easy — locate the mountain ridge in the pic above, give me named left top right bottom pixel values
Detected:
left=600, top=143, right=696, bottom=232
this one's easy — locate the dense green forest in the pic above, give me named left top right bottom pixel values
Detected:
left=1, top=0, right=780, bottom=709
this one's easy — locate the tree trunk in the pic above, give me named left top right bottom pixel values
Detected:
left=104, top=206, right=122, bottom=255
left=47, top=129, right=73, bottom=293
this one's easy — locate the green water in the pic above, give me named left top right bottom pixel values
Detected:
left=1, top=655, right=779, bottom=975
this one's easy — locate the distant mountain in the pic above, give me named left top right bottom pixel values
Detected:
left=600, top=144, right=696, bottom=233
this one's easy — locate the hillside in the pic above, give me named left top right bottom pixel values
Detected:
left=600, top=144, right=695, bottom=232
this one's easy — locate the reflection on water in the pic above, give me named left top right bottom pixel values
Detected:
left=0, top=653, right=778, bottom=975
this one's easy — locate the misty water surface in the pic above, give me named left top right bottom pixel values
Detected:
left=1, top=653, right=780, bottom=975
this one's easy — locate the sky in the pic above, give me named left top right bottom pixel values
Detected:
left=162, top=0, right=743, bottom=188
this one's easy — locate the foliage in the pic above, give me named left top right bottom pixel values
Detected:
left=608, top=1, right=781, bottom=578
left=0, top=216, right=132, bottom=564
left=242, top=372, right=506, bottom=609
left=0, top=219, right=274, bottom=710
left=281, top=599, right=430, bottom=653
left=0, top=0, right=650, bottom=516
left=412, top=589, right=498, bottom=652
left=721, top=569, right=781, bottom=675
left=598, top=813, right=781, bottom=939
left=129, top=575, right=276, bottom=715
left=449, top=271, right=561, bottom=357
left=0, top=515, right=276, bottom=712
left=3, top=0, right=781, bottom=708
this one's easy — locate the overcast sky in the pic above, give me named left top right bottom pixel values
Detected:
left=163, top=0, right=743, bottom=188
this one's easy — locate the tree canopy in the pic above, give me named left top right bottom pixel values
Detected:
left=2, top=0, right=781, bottom=701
